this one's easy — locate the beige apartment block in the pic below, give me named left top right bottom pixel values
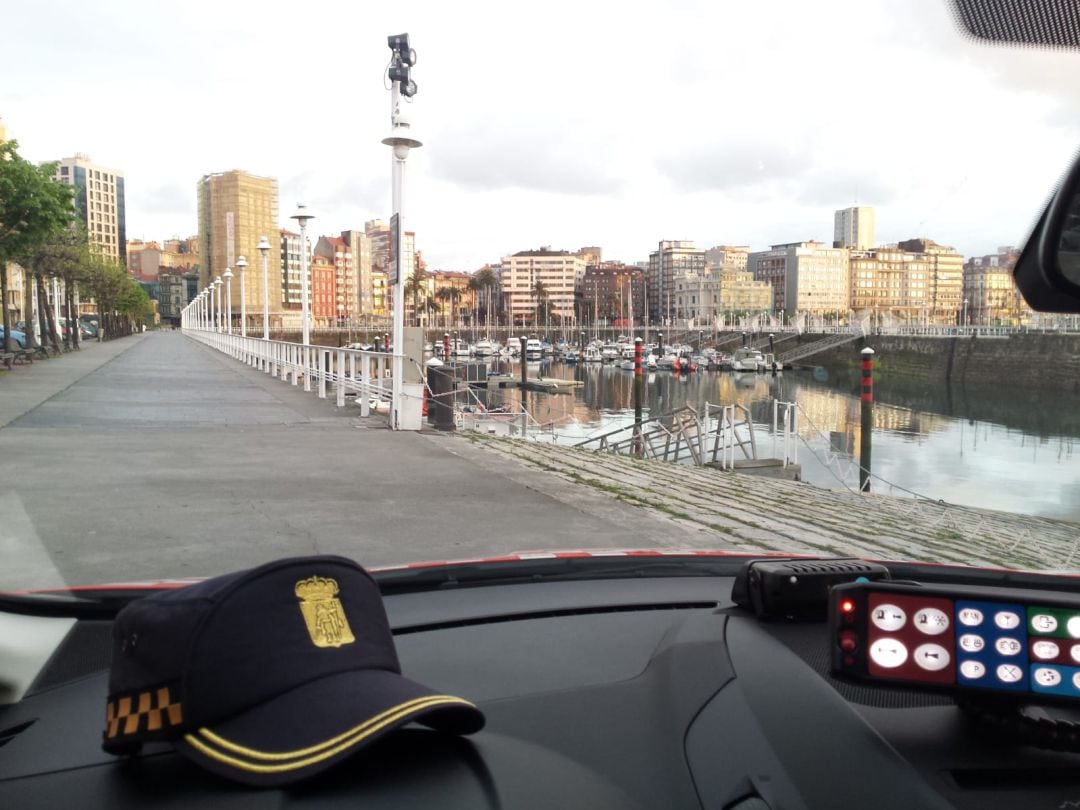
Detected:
left=501, top=248, right=586, bottom=324
left=197, top=170, right=282, bottom=316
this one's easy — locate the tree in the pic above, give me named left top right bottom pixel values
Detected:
left=404, top=272, right=427, bottom=326
left=529, top=278, right=548, bottom=330
left=0, top=140, right=75, bottom=350
left=18, top=224, right=91, bottom=353
left=435, top=286, right=461, bottom=329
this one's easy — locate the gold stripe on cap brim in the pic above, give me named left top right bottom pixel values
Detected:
left=182, top=696, right=476, bottom=774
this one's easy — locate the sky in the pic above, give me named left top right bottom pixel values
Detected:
left=3, top=0, right=1080, bottom=270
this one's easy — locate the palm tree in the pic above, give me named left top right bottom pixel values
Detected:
left=404, top=273, right=427, bottom=326
left=532, top=279, right=549, bottom=332
left=474, top=266, right=498, bottom=332
left=466, top=276, right=481, bottom=329
left=435, top=286, right=462, bottom=329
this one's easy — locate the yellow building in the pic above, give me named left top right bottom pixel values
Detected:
left=197, top=170, right=282, bottom=317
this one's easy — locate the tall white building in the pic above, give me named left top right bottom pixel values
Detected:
left=833, top=206, right=875, bottom=251
left=53, top=154, right=127, bottom=263
left=500, top=248, right=585, bottom=324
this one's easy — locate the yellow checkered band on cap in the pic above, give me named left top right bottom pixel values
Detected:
left=105, top=685, right=183, bottom=740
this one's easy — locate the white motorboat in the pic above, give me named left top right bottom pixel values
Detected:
left=474, top=339, right=501, bottom=357
left=583, top=345, right=603, bottom=363
left=600, top=343, right=621, bottom=362
left=731, top=347, right=765, bottom=372
left=525, top=338, right=544, bottom=359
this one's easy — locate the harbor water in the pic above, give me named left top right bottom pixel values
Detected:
left=466, top=359, right=1080, bottom=523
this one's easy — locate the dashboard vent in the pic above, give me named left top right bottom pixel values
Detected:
left=786, top=560, right=879, bottom=575
left=0, top=720, right=36, bottom=750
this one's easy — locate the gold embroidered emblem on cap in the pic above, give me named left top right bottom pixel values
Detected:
left=294, top=576, right=355, bottom=648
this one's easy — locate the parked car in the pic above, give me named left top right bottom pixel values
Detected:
left=0, top=327, right=27, bottom=349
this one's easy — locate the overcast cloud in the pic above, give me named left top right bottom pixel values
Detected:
left=2, top=0, right=1079, bottom=269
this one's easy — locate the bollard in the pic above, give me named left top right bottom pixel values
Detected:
left=860, top=346, right=875, bottom=493
left=742, top=331, right=748, bottom=348
left=444, top=332, right=451, bottom=362
left=519, top=335, right=528, bottom=391
left=658, top=332, right=664, bottom=358
left=634, top=337, right=644, bottom=457
left=374, top=336, right=382, bottom=353
left=769, top=333, right=777, bottom=376
left=430, top=359, right=456, bottom=432
left=425, top=357, right=443, bottom=425
left=384, top=333, right=390, bottom=352
left=580, top=330, right=585, bottom=352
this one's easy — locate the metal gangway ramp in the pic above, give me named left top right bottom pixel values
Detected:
left=573, top=401, right=798, bottom=476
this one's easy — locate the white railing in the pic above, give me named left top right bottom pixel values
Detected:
left=184, top=328, right=405, bottom=420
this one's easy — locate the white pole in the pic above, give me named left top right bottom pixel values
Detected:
left=239, top=261, right=247, bottom=337
left=260, top=239, right=270, bottom=340
left=224, top=268, right=233, bottom=335
left=390, top=81, right=405, bottom=430
left=300, top=220, right=310, bottom=345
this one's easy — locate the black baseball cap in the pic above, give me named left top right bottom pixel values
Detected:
left=102, top=555, right=484, bottom=786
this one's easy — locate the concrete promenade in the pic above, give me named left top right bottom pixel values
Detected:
left=0, top=331, right=701, bottom=590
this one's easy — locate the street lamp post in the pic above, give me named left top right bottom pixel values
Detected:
left=383, top=32, right=423, bottom=431
left=963, top=297, right=969, bottom=328
left=223, top=267, right=233, bottom=335
left=236, top=256, right=248, bottom=337
left=257, top=237, right=271, bottom=340
left=291, top=205, right=315, bottom=346
left=214, top=277, right=223, bottom=332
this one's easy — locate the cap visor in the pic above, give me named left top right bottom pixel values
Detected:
left=174, top=669, right=484, bottom=787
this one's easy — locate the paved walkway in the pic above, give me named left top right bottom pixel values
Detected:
left=0, top=332, right=701, bottom=590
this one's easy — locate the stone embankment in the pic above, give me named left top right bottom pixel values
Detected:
left=461, top=432, right=1080, bottom=572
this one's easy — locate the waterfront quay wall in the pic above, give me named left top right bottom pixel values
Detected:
left=796, top=333, right=1080, bottom=394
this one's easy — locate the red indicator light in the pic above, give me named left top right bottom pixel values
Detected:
left=841, top=599, right=855, bottom=614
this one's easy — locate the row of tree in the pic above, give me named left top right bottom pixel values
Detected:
left=0, top=140, right=153, bottom=353
left=401, top=265, right=555, bottom=328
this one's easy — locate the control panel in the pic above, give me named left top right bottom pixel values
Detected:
left=830, top=580, right=1080, bottom=703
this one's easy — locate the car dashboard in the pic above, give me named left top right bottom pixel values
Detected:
left=3, top=571, right=1080, bottom=809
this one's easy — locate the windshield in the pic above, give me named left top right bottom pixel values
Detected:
left=2, top=0, right=1079, bottom=593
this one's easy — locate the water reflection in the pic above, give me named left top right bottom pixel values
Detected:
left=466, top=359, right=1080, bottom=522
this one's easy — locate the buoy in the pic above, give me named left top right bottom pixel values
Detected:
left=422, top=387, right=428, bottom=417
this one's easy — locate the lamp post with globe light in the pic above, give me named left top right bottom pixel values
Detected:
left=257, top=237, right=271, bottom=340
left=291, top=206, right=314, bottom=346
left=383, top=33, right=422, bottom=430
left=223, top=267, right=233, bottom=335
left=236, top=256, right=248, bottom=337
left=214, top=276, right=223, bottom=332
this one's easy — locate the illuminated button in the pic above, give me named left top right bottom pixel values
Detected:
left=958, top=608, right=984, bottom=627
left=958, top=634, right=985, bottom=653
left=995, top=637, right=1023, bottom=656
left=1067, top=616, right=1080, bottom=638
left=871, top=604, right=906, bottom=632
left=839, top=632, right=857, bottom=653
left=914, top=643, right=951, bottom=672
left=1070, top=645, right=1080, bottom=664
left=1031, top=614, right=1058, bottom=633
left=913, top=607, right=950, bottom=635
left=1034, top=667, right=1062, bottom=687
left=994, top=611, right=1021, bottom=630
left=869, top=638, right=909, bottom=669
left=1072, top=672, right=1080, bottom=691
left=960, top=660, right=986, bottom=679
left=1033, top=640, right=1061, bottom=660
left=996, top=664, right=1024, bottom=683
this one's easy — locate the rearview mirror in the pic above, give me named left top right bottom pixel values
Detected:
left=1014, top=151, right=1080, bottom=314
